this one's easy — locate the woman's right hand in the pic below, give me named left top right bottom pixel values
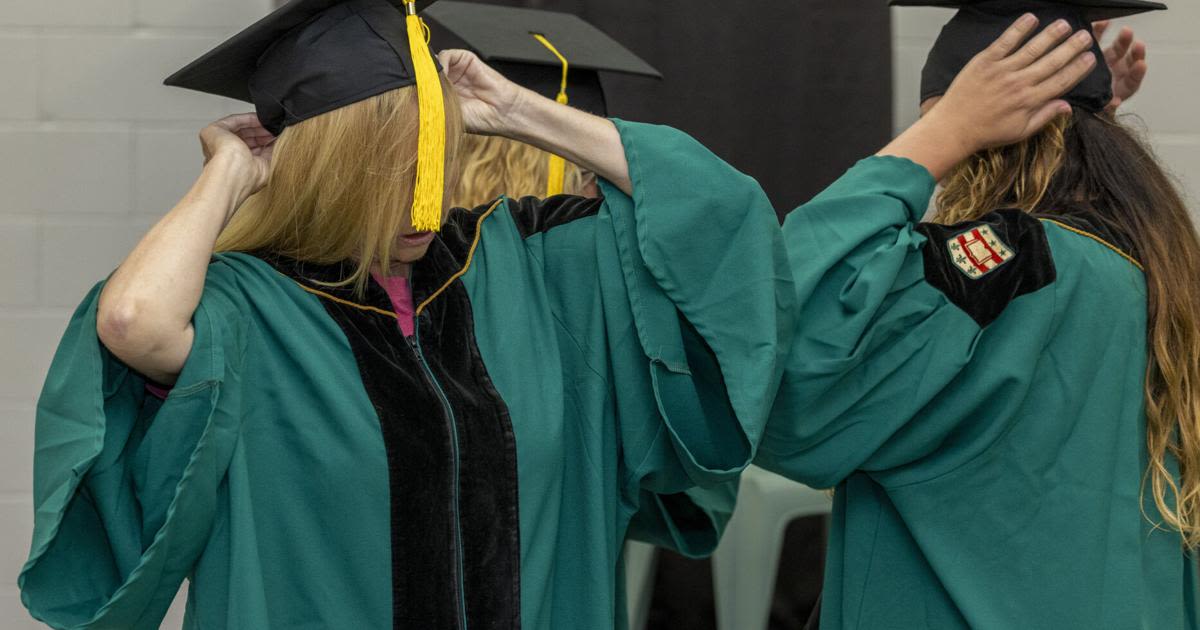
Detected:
left=1094, top=21, right=1149, bottom=111
left=199, top=113, right=276, bottom=202
left=438, top=49, right=526, bottom=137
left=881, top=15, right=1098, bottom=180
left=930, top=15, right=1096, bottom=153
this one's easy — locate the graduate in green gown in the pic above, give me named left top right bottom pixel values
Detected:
left=762, top=1, right=1200, bottom=628
left=17, top=1, right=784, bottom=628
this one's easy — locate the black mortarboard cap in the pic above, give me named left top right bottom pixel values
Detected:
left=891, top=0, right=1167, bottom=113
left=165, top=0, right=452, bottom=231
left=165, top=0, right=439, bottom=135
left=425, top=1, right=661, bottom=117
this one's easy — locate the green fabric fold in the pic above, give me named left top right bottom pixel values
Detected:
left=604, top=119, right=794, bottom=490
left=21, top=273, right=248, bottom=629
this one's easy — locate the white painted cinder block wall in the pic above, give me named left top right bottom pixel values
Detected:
left=0, top=2, right=1197, bottom=628
left=893, top=5, right=1200, bottom=207
left=0, top=1, right=271, bottom=627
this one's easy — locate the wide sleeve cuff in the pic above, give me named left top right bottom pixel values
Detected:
left=625, top=482, right=738, bottom=559
left=808, top=155, right=937, bottom=223
left=19, top=269, right=246, bottom=629
left=599, top=120, right=794, bottom=489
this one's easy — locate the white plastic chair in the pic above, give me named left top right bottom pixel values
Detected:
left=711, top=466, right=832, bottom=630
left=625, top=540, right=659, bottom=630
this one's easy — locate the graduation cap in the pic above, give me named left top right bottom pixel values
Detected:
left=426, top=1, right=661, bottom=116
left=890, top=0, right=1167, bottom=113
left=425, top=1, right=661, bottom=196
left=165, top=0, right=449, bottom=231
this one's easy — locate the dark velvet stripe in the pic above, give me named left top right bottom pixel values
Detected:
left=413, top=268, right=521, bottom=630
left=506, top=195, right=603, bottom=239
left=257, top=242, right=521, bottom=630
left=916, top=209, right=1057, bottom=328
left=803, top=595, right=822, bottom=630
left=443, top=196, right=600, bottom=253
left=287, top=269, right=462, bottom=629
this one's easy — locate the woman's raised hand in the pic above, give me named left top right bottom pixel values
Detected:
left=931, top=15, right=1097, bottom=151
left=439, top=49, right=525, bottom=136
left=199, top=113, right=276, bottom=201
left=440, top=47, right=632, bottom=194
left=882, top=15, right=1098, bottom=179
left=1094, top=21, right=1149, bottom=111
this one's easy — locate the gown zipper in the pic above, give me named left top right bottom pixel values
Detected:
left=407, top=323, right=469, bottom=630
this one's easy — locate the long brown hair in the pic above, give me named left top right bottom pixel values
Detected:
left=451, top=134, right=588, bottom=208
left=938, top=110, right=1200, bottom=547
left=217, top=77, right=466, bottom=295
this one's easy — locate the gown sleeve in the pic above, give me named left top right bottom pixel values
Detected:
left=624, top=484, right=738, bottom=559
left=18, top=257, right=251, bottom=630
left=760, top=156, right=1062, bottom=489
left=503, top=120, right=793, bottom=555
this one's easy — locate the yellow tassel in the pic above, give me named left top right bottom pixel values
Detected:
left=405, top=3, right=446, bottom=232
left=533, top=33, right=570, bottom=198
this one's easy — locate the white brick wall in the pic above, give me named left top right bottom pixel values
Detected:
left=892, top=5, right=1200, bottom=208
left=0, top=1, right=271, bottom=627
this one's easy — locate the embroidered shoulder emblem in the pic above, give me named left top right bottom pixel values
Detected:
left=947, top=225, right=1016, bottom=279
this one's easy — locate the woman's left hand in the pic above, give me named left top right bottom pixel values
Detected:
left=880, top=15, right=1097, bottom=180
left=439, top=49, right=525, bottom=136
left=1093, top=21, right=1149, bottom=111
left=438, top=47, right=632, bottom=195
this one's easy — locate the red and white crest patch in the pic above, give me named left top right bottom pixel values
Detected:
left=947, top=225, right=1014, bottom=279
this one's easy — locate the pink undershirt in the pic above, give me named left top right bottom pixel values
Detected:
left=146, top=272, right=416, bottom=400
left=371, top=271, right=416, bottom=338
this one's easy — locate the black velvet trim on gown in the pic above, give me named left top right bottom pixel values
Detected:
left=1034, top=204, right=1141, bottom=264
left=496, top=195, right=603, bottom=239
left=916, top=209, right=1057, bottom=328
left=256, top=239, right=521, bottom=630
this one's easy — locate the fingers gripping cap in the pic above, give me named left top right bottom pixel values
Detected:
left=425, top=1, right=661, bottom=197
left=426, top=0, right=662, bottom=118
left=889, top=0, right=1166, bottom=113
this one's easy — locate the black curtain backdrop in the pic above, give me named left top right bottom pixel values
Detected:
left=447, top=0, right=893, bottom=214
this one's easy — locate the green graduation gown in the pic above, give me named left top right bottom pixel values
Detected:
left=762, top=156, right=1198, bottom=629
left=18, top=121, right=792, bottom=630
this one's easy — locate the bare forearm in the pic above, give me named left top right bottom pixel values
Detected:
left=98, top=155, right=251, bottom=380
left=876, top=114, right=977, bottom=182
left=504, top=88, right=633, bottom=195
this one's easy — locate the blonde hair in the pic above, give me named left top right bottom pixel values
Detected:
left=935, top=111, right=1200, bottom=548
left=934, top=115, right=1069, bottom=224
left=216, top=77, right=465, bottom=296
left=451, top=134, right=589, bottom=208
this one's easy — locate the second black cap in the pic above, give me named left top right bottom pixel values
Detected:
left=426, top=1, right=661, bottom=117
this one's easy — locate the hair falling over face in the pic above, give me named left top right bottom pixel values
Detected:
left=936, top=109, right=1200, bottom=548
left=215, top=77, right=466, bottom=296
